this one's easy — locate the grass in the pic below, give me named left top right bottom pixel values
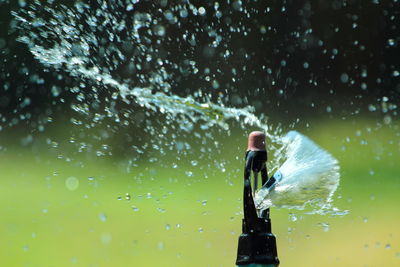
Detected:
left=0, top=119, right=399, bottom=266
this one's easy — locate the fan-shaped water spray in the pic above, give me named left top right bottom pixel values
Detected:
left=255, top=131, right=347, bottom=215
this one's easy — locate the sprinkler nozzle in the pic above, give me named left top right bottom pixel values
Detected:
left=247, top=131, right=266, bottom=151
left=236, top=131, right=279, bottom=266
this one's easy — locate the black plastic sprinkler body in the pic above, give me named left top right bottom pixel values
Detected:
left=236, top=132, right=280, bottom=267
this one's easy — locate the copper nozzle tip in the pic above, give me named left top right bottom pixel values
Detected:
left=247, top=131, right=266, bottom=151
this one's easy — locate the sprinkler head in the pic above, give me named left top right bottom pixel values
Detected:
left=236, top=131, right=279, bottom=266
left=247, top=131, right=266, bottom=151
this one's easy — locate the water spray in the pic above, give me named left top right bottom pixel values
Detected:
left=254, top=131, right=341, bottom=213
left=236, top=131, right=280, bottom=267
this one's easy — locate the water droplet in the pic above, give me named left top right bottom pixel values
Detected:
left=157, top=208, right=166, bottom=213
left=212, top=80, right=220, bottom=89
left=319, top=222, right=330, bottom=232
left=125, top=193, right=131, bottom=200
left=101, top=232, right=112, bottom=245
left=363, top=217, right=368, bottom=223
left=340, top=73, right=349, bottom=83
left=99, top=213, right=107, bottom=222
left=384, top=115, right=392, bottom=124
left=361, top=69, right=368, bottom=78
left=165, top=224, right=171, bottom=230
left=185, top=171, right=193, bottom=177
left=198, top=227, right=204, bottom=233
left=176, top=224, right=181, bottom=228
left=157, top=241, right=165, bottom=250
left=131, top=206, right=139, bottom=212
left=385, top=244, right=391, bottom=249
left=289, top=213, right=297, bottom=222
left=191, top=160, right=198, bottom=166
left=71, top=256, right=78, bottom=264
left=232, top=0, right=242, bottom=11
left=201, top=200, right=208, bottom=206
left=361, top=83, right=367, bottom=90
left=326, top=106, right=332, bottom=112
left=388, top=39, right=396, bottom=46
left=198, top=7, right=206, bottom=15
left=179, top=9, right=188, bottom=18
left=153, top=25, right=165, bottom=37
left=65, top=176, right=79, bottom=191
left=368, top=104, right=377, bottom=112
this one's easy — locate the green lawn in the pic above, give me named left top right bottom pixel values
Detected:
left=0, top=119, right=399, bottom=266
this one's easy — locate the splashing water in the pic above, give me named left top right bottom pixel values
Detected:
left=255, top=131, right=347, bottom=215
left=12, top=2, right=285, bottom=161
left=12, top=2, right=344, bottom=214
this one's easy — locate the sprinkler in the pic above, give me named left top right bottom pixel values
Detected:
left=236, top=131, right=280, bottom=267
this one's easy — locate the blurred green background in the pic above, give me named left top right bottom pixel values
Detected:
left=1, top=118, right=399, bottom=267
left=1, top=0, right=400, bottom=266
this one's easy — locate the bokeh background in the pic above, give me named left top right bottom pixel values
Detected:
left=0, top=0, right=399, bottom=266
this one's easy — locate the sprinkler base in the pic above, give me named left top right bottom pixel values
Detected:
left=236, top=232, right=279, bottom=266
